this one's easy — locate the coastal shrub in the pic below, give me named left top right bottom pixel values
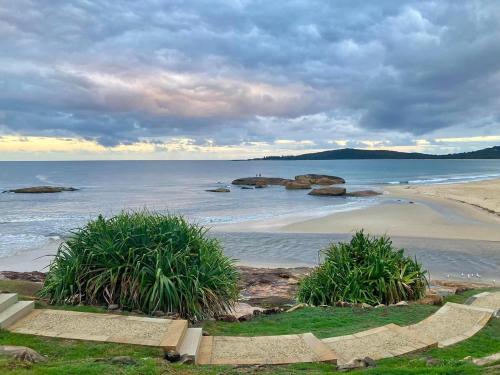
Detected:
left=40, top=211, right=239, bottom=319
left=297, top=231, right=428, bottom=306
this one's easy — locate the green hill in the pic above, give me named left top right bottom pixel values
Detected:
left=259, top=146, right=500, bottom=160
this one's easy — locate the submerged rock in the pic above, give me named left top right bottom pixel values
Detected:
left=295, top=174, right=345, bottom=185
left=308, top=187, right=346, bottom=196
left=231, top=177, right=290, bottom=186
left=3, top=186, right=78, bottom=194
left=206, top=188, right=230, bottom=193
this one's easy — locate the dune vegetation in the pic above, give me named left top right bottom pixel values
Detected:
left=298, top=231, right=428, bottom=306
left=40, top=211, right=239, bottom=319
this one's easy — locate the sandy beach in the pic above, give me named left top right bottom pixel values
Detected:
left=219, top=179, right=500, bottom=242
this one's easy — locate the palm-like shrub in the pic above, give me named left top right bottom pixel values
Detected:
left=40, top=211, right=239, bottom=319
left=297, top=231, right=428, bottom=306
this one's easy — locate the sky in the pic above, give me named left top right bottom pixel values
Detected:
left=1, top=1, right=500, bottom=160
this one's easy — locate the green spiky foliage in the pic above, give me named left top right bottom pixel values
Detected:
left=40, top=211, right=239, bottom=319
left=297, top=231, right=428, bottom=306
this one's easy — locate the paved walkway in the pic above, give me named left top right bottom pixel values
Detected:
left=8, top=309, right=187, bottom=351
left=2, top=291, right=500, bottom=366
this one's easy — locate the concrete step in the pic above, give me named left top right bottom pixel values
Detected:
left=0, top=301, right=35, bottom=329
left=0, top=293, right=18, bottom=313
left=179, top=328, right=203, bottom=363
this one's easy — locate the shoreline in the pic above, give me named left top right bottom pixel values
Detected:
left=216, top=179, right=500, bottom=242
left=1, top=179, right=499, bottom=277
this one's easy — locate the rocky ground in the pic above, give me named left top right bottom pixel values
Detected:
left=1, top=268, right=491, bottom=309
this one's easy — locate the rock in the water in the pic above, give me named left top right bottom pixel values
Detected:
left=231, top=177, right=290, bottom=186
left=240, top=186, right=253, bottom=189
left=345, top=190, right=382, bottom=197
left=0, top=346, right=47, bottom=363
left=308, top=187, right=346, bottom=196
left=3, top=186, right=78, bottom=194
left=206, top=188, right=230, bottom=193
left=285, top=181, right=312, bottom=190
left=295, top=174, right=345, bottom=185
left=254, top=182, right=267, bottom=188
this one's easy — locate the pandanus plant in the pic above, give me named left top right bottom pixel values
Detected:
left=40, top=211, right=239, bottom=320
left=297, top=231, right=428, bottom=306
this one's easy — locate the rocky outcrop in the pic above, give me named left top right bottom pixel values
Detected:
left=308, top=187, right=346, bottom=196
left=0, top=346, right=46, bottom=363
left=345, top=190, right=382, bottom=197
left=238, top=266, right=310, bottom=306
left=206, top=188, right=230, bottom=193
left=295, top=174, right=345, bottom=185
left=3, top=186, right=78, bottom=194
left=285, top=181, right=312, bottom=190
left=232, top=177, right=290, bottom=186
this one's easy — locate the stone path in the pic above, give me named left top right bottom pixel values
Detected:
left=322, top=324, right=436, bottom=364
left=197, top=333, right=336, bottom=365
left=8, top=309, right=188, bottom=351
left=2, top=291, right=499, bottom=366
left=467, top=291, right=500, bottom=313
left=402, top=303, right=493, bottom=348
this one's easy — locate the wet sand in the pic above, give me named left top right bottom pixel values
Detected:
left=219, top=179, right=500, bottom=242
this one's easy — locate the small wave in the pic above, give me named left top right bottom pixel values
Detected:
left=387, top=173, right=500, bottom=186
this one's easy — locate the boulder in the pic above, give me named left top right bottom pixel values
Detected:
left=0, top=346, right=46, bottom=363
left=285, top=181, right=312, bottom=190
left=308, top=187, right=346, bottom=196
left=419, top=291, right=443, bottom=306
left=231, top=177, right=290, bottom=186
left=345, top=190, right=382, bottom=197
left=295, top=174, right=345, bottom=185
left=206, top=188, right=230, bottom=193
left=337, top=357, right=376, bottom=371
left=254, top=182, right=267, bottom=188
left=3, top=186, right=78, bottom=194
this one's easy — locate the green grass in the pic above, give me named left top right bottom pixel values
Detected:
left=0, top=280, right=42, bottom=298
left=1, top=298, right=499, bottom=374
left=1, top=276, right=498, bottom=374
left=203, top=304, right=440, bottom=338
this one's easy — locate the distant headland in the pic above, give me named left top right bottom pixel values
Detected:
left=254, top=146, right=500, bottom=160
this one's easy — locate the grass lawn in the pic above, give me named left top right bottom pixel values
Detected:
left=0, top=281, right=498, bottom=374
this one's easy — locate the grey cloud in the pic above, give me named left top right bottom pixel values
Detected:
left=0, top=1, right=499, bottom=149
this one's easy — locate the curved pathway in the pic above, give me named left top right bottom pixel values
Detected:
left=2, top=291, right=499, bottom=366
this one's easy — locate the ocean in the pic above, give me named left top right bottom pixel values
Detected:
left=1, top=159, right=500, bottom=278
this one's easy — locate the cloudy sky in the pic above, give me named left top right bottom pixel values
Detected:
left=1, top=1, right=499, bottom=160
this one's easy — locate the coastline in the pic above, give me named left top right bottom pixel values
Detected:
left=1, top=179, right=499, bottom=280
left=217, top=178, right=500, bottom=242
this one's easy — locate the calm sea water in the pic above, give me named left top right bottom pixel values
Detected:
left=1, top=160, right=500, bottom=277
